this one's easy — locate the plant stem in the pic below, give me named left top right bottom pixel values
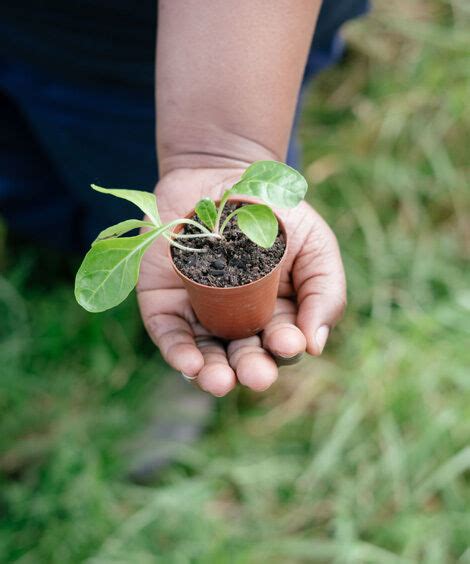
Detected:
left=162, top=218, right=215, bottom=253
left=173, top=218, right=213, bottom=235
left=219, top=208, right=240, bottom=236
left=214, top=190, right=231, bottom=234
left=169, top=232, right=218, bottom=240
left=165, top=235, right=206, bottom=253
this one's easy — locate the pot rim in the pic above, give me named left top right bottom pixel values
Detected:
left=167, top=197, right=288, bottom=291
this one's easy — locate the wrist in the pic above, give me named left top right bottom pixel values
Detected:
left=157, top=123, right=282, bottom=177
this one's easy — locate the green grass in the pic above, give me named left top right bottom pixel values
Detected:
left=1, top=1, right=469, bottom=562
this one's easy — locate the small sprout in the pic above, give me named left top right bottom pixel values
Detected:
left=75, top=161, right=308, bottom=312
left=195, top=160, right=307, bottom=247
left=195, top=197, right=218, bottom=231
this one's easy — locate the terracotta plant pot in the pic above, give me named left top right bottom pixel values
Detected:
left=168, top=199, right=288, bottom=340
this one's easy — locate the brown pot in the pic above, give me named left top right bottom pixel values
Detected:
left=168, top=199, right=287, bottom=340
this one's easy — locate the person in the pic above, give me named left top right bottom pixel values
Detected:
left=0, top=0, right=367, bottom=399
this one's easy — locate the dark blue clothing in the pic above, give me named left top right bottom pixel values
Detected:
left=0, top=0, right=368, bottom=250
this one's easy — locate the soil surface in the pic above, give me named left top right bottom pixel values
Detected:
left=171, top=203, right=286, bottom=287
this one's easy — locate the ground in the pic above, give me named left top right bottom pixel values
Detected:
left=1, top=1, right=469, bottom=562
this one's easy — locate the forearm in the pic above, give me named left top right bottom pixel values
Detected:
left=156, top=0, right=321, bottom=175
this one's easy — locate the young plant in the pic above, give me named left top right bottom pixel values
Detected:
left=75, top=161, right=308, bottom=313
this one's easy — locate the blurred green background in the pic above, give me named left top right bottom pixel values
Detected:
left=1, top=1, right=469, bottom=562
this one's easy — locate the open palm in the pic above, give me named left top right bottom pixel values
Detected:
left=137, top=167, right=346, bottom=396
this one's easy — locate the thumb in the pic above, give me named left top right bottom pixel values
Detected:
left=294, top=221, right=346, bottom=356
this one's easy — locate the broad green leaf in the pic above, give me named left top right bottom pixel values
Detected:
left=94, top=219, right=154, bottom=244
left=230, top=161, right=308, bottom=208
left=236, top=204, right=278, bottom=248
left=75, top=226, right=166, bottom=312
left=195, top=198, right=217, bottom=230
left=91, top=185, right=160, bottom=225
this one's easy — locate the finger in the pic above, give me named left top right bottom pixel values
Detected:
left=227, top=336, right=278, bottom=392
left=144, top=312, right=204, bottom=376
left=294, top=221, right=347, bottom=356
left=194, top=335, right=236, bottom=397
left=262, top=298, right=306, bottom=359
left=139, top=288, right=205, bottom=376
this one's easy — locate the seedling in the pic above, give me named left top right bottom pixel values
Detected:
left=75, top=160, right=308, bottom=313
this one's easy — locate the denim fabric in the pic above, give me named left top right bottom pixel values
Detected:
left=0, top=1, right=368, bottom=249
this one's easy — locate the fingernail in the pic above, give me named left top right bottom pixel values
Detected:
left=315, top=325, right=329, bottom=354
left=181, top=372, right=197, bottom=382
left=274, top=352, right=304, bottom=366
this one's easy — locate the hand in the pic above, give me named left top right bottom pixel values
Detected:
left=137, top=167, right=346, bottom=397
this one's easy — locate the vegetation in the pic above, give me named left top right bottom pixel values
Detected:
left=1, top=1, right=469, bottom=562
left=75, top=162, right=307, bottom=312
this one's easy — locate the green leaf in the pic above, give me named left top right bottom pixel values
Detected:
left=75, top=226, right=166, bottom=312
left=195, top=198, right=217, bottom=230
left=91, top=185, right=160, bottom=225
left=230, top=161, right=308, bottom=208
left=94, top=219, right=154, bottom=244
left=236, top=204, right=278, bottom=249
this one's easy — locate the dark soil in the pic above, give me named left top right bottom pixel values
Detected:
left=171, top=203, right=286, bottom=287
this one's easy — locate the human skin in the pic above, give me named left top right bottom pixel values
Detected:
left=137, top=0, right=347, bottom=396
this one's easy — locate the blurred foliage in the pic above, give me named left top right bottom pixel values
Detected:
left=0, top=1, right=469, bottom=562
